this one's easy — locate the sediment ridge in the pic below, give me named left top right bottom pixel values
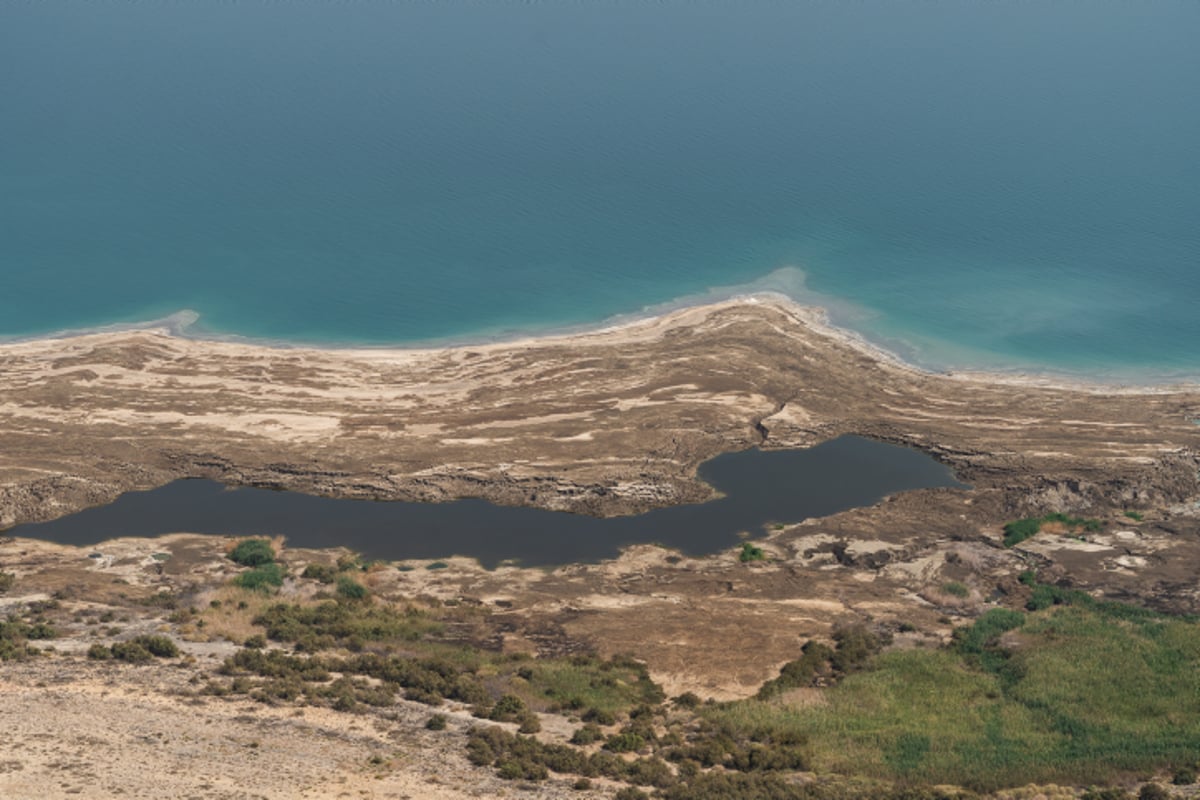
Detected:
left=2, top=298, right=1197, bottom=530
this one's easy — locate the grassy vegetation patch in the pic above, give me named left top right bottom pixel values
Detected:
left=253, top=599, right=442, bottom=651
left=706, top=598, right=1200, bottom=790
left=1003, top=513, right=1103, bottom=548
left=520, top=653, right=665, bottom=716
left=233, top=562, right=285, bottom=592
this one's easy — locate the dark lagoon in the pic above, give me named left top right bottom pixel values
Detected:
left=4, top=436, right=966, bottom=567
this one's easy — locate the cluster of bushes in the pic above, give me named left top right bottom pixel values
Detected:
left=252, top=600, right=441, bottom=652
left=466, top=719, right=863, bottom=795
left=488, top=693, right=541, bottom=733
left=526, top=653, right=666, bottom=718
left=0, top=615, right=56, bottom=660
left=466, top=725, right=676, bottom=788
left=88, top=634, right=179, bottom=662
left=229, top=539, right=276, bottom=567
left=300, top=563, right=338, bottom=583
left=1003, top=513, right=1103, bottom=548
left=206, top=629, right=669, bottom=742
left=213, top=644, right=501, bottom=712
left=300, top=557, right=375, bottom=597
left=228, top=539, right=285, bottom=591
left=208, top=648, right=389, bottom=710
left=757, top=625, right=888, bottom=700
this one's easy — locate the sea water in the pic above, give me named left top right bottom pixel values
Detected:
left=3, top=2, right=1198, bottom=380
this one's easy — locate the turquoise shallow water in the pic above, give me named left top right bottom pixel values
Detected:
left=3, top=3, right=1198, bottom=379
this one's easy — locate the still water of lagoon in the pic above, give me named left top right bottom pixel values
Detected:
left=4, top=436, right=966, bottom=568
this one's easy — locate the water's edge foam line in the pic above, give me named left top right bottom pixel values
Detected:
left=3, top=267, right=1197, bottom=391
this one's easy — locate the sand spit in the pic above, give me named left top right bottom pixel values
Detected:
left=0, top=297, right=1197, bottom=531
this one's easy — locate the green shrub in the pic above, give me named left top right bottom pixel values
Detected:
left=1124, top=510, right=1144, bottom=521
left=427, top=561, right=449, bottom=570
left=110, top=640, right=153, bottom=662
left=233, top=563, right=285, bottom=592
left=941, top=581, right=969, bottom=598
left=613, top=788, right=650, bottom=800
left=335, top=576, right=369, bottom=600
left=830, top=624, right=885, bottom=674
left=426, top=713, right=448, bottom=731
left=496, top=758, right=548, bottom=781
left=582, top=707, right=616, bottom=726
left=604, top=732, right=645, bottom=753
left=228, top=539, right=275, bottom=567
left=739, top=542, right=765, bottom=562
left=570, top=724, right=603, bottom=745
left=0, top=572, right=14, bottom=593
left=1173, top=767, right=1197, bottom=785
left=133, top=634, right=179, bottom=658
left=99, top=634, right=179, bottom=662
left=1002, top=517, right=1042, bottom=547
left=757, top=640, right=834, bottom=699
left=489, top=694, right=529, bottom=723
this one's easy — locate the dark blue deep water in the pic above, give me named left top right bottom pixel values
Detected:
left=3, top=436, right=967, bottom=567
left=3, top=3, right=1198, bottom=378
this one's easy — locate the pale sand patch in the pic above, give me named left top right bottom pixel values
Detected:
left=0, top=663, right=585, bottom=800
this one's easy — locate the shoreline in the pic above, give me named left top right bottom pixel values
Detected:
left=4, top=294, right=1199, bottom=394
left=5, top=272, right=1199, bottom=389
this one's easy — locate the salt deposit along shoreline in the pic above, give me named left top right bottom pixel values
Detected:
left=0, top=296, right=1197, bottom=532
